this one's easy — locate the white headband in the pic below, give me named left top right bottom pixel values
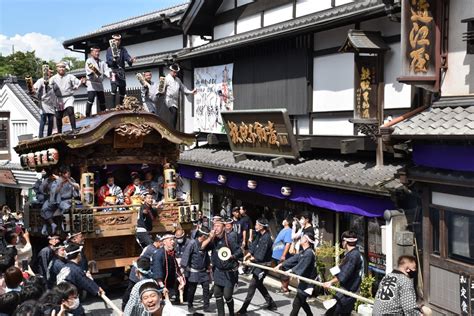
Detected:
left=343, top=237, right=358, bottom=243
left=66, top=246, right=83, bottom=256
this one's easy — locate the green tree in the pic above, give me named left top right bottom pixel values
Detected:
left=0, top=55, right=13, bottom=77
left=7, top=51, right=43, bottom=79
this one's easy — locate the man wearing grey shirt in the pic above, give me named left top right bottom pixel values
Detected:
left=140, top=71, right=158, bottom=113
left=163, top=64, right=196, bottom=129
left=33, top=68, right=56, bottom=137
left=50, top=61, right=85, bottom=133
left=85, top=46, right=110, bottom=117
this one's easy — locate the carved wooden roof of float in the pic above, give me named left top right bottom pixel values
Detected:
left=14, top=110, right=196, bottom=153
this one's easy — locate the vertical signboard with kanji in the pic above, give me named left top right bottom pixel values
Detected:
left=354, top=56, right=379, bottom=123
left=460, top=273, right=471, bottom=315
left=399, top=0, right=441, bottom=91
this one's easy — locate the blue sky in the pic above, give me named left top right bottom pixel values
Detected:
left=0, top=0, right=186, bottom=60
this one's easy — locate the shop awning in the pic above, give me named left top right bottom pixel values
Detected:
left=0, top=161, right=38, bottom=189
left=178, top=147, right=401, bottom=217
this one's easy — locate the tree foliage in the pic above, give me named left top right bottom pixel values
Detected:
left=0, top=50, right=85, bottom=79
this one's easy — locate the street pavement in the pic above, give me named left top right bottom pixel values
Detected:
left=83, top=275, right=328, bottom=315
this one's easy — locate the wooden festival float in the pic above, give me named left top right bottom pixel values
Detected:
left=14, top=101, right=198, bottom=272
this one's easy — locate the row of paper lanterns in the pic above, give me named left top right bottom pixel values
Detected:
left=20, top=148, right=59, bottom=169
left=194, top=171, right=292, bottom=196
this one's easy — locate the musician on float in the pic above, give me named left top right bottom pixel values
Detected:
left=238, top=218, right=277, bottom=315
left=152, top=234, right=185, bottom=303
left=136, top=193, right=161, bottom=248
left=180, top=226, right=212, bottom=313
left=85, top=46, right=110, bottom=117
left=123, top=171, right=147, bottom=205
left=201, top=216, right=243, bottom=316
left=50, top=61, right=85, bottom=133
left=106, top=34, right=135, bottom=108
left=33, top=66, right=56, bottom=137
left=97, top=172, right=124, bottom=207
left=52, top=166, right=80, bottom=217
left=143, top=170, right=160, bottom=201
left=275, top=234, right=316, bottom=316
left=162, top=63, right=196, bottom=129
left=39, top=170, right=60, bottom=235
left=139, top=71, right=158, bottom=113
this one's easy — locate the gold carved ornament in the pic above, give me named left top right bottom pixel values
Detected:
left=227, top=121, right=288, bottom=147
left=356, top=66, right=372, bottom=119
left=115, top=123, right=153, bottom=138
left=408, top=0, right=433, bottom=73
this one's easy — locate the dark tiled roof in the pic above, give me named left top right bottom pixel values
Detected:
left=407, top=165, right=474, bottom=187
left=178, top=0, right=388, bottom=59
left=0, top=161, right=23, bottom=171
left=4, top=83, right=41, bottom=122
left=179, top=147, right=402, bottom=196
left=63, top=3, right=189, bottom=45
left=392, top=105, right=474, bottom=137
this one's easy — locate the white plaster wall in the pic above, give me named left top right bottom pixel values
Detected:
left=360, top=16, right=401, bottom=37
left=217, top=0, right=235, bottom=13
left=214, top=21, right=235, bottom=40
left=314, top=24, right=354, bottom=50
left=441, top=0, right=474, bottom=96
left=296, top=116, right=310, bottom=135
left=296, top=0, right=332, bottom=18
left=312, top=117, right=354, bottom=136
left=236, top=13, right=261, bottom=34
left=335, top=0, right=354, bottom=6
left=237, top=0, right=254, bottom=6
left=263, top=3, right=293, bottom=27
left=125, top=36, right=183, bottom=56
left=98, top=36, right=183, bottom=59
left=0, top=86, right=40, bottom=163
left=384, top=42, right=412, bottom=109
left=190, top=35, right=209, bottom=48
left=313, top=53, right=354, bottom=112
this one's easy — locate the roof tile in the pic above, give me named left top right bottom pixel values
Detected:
left=178, top=147, right=401, bottom=195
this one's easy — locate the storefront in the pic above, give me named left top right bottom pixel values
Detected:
left=178, top=144, right=404, bottom=284
left=0, top=162, right=38, bottom=212
left=389, top=98, right=474, bottom=315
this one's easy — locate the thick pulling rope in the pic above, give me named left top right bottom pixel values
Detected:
left=100, top=293, right=123, bottom=315
left=243, top=261, right=375, bottom=305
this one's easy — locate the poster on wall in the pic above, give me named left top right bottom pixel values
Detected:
left=194, top=63, right=234, bottom=133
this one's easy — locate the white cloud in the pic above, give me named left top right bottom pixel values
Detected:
left=0, top=32, right=82, bottom=61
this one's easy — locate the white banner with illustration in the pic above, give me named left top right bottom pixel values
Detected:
left=193, top=63, right=233, bottom=133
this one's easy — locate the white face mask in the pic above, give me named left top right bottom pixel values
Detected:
left=67, top=297, right=80, bottom=310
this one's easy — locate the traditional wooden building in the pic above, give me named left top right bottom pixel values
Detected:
left=0, top=77, right=41, bottom=210
left=175, top=0, right=421, bottom=286
left=62, top=2, right=201, bottom=120
left=383, top=0, right=474, bottom=314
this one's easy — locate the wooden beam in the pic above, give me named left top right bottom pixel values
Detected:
left=96, top=257, right=138, bottom=270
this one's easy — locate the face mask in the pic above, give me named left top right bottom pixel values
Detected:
left=407, top=270, right=417, bottom=279
left=67, top=297, right=80, bottom=310
left=177, top=238, right=184, bottom=244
